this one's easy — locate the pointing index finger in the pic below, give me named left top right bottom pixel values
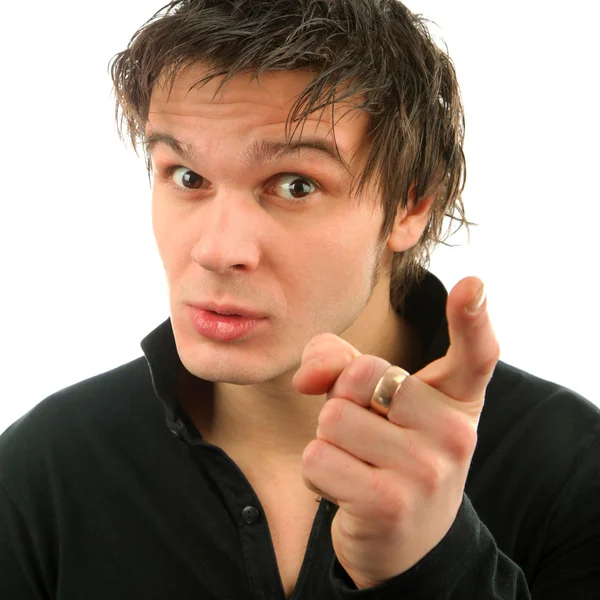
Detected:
left=417, top=277, right=500, bottom=405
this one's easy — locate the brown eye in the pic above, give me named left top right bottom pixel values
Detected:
left=272, top=174, right=317, bottom=201
left=171, top=167, right=206, bottom=190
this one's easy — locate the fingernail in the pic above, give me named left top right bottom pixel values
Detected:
left=465, top=283, right=486, bottom=315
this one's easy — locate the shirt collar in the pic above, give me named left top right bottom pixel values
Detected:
left=140, top=270, right=450, bottom=438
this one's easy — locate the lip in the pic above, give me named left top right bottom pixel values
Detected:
left=189, top=301, right=266, bottom=319
left=187, top=306, right=267, bottom=342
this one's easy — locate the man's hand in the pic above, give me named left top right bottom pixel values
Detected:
left=292, top=276, right=500, bottom=590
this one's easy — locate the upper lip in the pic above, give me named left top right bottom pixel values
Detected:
left=189, top=301, right=266, bottom=319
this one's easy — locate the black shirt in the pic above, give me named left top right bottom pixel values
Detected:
left=1, top=272, right=599, bottom=599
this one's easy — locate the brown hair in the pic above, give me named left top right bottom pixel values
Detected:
left=109, top=0, right=469, bottom=312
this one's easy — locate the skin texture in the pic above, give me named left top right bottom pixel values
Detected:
left=148, top=65, right=433, bottom=459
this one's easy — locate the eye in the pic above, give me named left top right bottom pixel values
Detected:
left=168, top=166, right=208, bottom=191
left=268, top=174, right=317, bottom=201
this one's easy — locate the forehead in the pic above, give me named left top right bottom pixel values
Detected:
left=147, top=64, right=369, bottom=161
left=151, top=65, right=314, bottom=110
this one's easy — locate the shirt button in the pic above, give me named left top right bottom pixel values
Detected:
left=242, top=506, right=260, bottom=525
left=170, top=419, right=184, bottom=436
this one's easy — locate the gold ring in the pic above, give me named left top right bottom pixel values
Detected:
left=370, top=365, right=410, bottom=417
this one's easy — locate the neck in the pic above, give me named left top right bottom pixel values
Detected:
left=178, top=290, right=420, bottom=463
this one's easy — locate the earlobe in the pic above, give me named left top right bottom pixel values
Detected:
left=386, top=188, right=435, bottom=252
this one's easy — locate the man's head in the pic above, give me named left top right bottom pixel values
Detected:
left=109, top=0, right=467, bottom=385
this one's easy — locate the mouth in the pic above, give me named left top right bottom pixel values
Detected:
left=210, top=309, right=243, bottom=317
left=187, top=305, right=266, bottom=342
left=189, top=301, right=266, bottom=320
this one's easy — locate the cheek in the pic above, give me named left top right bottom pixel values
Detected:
left=287, top=223, right=376, bottom=293
left=151, top=196, right=189, bottom=272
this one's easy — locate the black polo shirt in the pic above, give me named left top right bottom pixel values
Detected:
left=1, top=272, right=599, bottom=599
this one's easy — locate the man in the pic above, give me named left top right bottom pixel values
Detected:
left=1, top=1, right=598, bottom=598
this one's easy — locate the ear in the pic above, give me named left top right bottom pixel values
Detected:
left=386, top=184, right=435, bottom=252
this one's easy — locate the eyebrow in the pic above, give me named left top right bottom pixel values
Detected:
left=144, top=132, right=349, bottom=170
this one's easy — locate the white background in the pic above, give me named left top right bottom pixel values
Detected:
left=1, top=0, right=598, bottom=433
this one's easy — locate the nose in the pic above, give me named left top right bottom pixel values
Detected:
left=191, top=191, right=261, bottom=274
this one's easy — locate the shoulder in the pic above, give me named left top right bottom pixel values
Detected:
left=471, top=359, right=600, bottom=504
left=0, top=356, right=158, bottom=497
left=471, top=359, right=600, bottom=519
left=476, top=360, right=600, bottom=469
left=481, top=360, right=600, bottom=444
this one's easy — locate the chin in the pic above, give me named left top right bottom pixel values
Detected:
left=181, top=352, right=299, bottom=386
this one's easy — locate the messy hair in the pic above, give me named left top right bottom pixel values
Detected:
left=109, top=0, right=469, bottom=312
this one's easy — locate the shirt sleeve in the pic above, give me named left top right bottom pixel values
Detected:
left=328, top=493, right=531, bottom=599
left=0, top=483, right=52, bottom=600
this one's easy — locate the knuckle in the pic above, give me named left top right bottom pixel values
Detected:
left=346, top=356, right=376, bottom=389
left=319, top=398, right=347, bottom=430
left=418, top=454, right=448, bottom=494
left=474, top=343, right=500, bottom=377
left=443, top=416, right=477, bottom=461
left=436, top=407, right=477, bottom=461
left=369, top=470, right=406, bottom=522
left=302, top=439, right=326, bottom=468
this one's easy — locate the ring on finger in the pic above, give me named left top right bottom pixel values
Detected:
left=370, top=365, right=410, bottom=417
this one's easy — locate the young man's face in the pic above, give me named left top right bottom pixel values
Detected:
left=147, top=64, right=395, bottom=385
